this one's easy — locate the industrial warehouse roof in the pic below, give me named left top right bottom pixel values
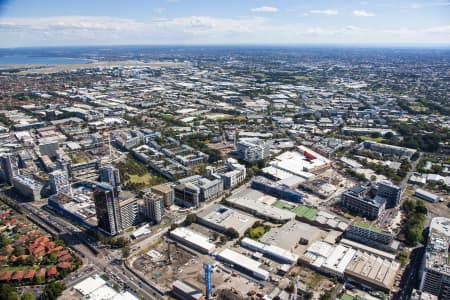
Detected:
left=197, top=205, right=257, bottom=235
left=74, top=274, right=139, bottom=300
left=241, top=237, right=299, bottom=264
left=218, top=248, right=269, bottom=280
left=170, top=227, right=215, bottom=253
left=226, top=188, right=295, bottom=222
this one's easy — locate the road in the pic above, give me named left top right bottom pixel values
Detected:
left=400, top=152, right=423, bottom=190
left=0, top=191, right=163, bottom=300
left=393, top=246, right=424, bottom=300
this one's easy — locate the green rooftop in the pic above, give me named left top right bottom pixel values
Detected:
left=341, top=295, right=353, bottom=300
left=272, top=200, right=295, bottom=210
left=354, top=221, right=381, bottom=232
left=291, top=205, right=318, bottom=220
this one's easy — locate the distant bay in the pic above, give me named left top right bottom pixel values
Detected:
left=0, top=55, right=93, bottom=65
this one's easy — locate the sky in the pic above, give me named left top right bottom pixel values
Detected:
left=0, top=0, right=449, bottom=47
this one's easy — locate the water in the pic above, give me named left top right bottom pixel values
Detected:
left=0, top=55, right=93, bottom=65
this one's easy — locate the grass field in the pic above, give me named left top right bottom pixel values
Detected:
left=354, top=221, right=381, bottom=232
left=292, top=205, right=318, bottom=220
left=127, top=173, right=152, bottom=184
left=359, top=135, right=385, bottom=142
left=272, top=200, right=295, bottom=210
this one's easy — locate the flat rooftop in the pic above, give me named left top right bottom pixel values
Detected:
left=345, top=250, right=400, bottom=291
left=227, top=188, right=295, bottom=222
left=260, top=220, right=323, bottom=251
left=197, top=205, right=258, bottom=235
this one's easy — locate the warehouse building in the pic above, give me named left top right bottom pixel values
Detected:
left=241, top=237, right=299, bottom=264
left=217, top=248, right=269, bottom=280
left=169, top=227, right=215, bottom=254
left=345, top=250, right=401, bottom=293
left=226, top=188, right=295, bottom=223
left=172, top=280, right=204, bottom=300
left=414, top=188, right=442, bottom=203
left=197, top=205, right=257, bottom=236
left=251, top=176, right=303, bottom=203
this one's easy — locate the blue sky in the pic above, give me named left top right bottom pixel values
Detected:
left=0, top=0, right=449, bottom=47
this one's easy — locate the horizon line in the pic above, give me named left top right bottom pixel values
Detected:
left=1, top=42, right=450, bottom=50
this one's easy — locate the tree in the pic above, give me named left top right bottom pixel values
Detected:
left=122, top=246, right=130, bottom=258
left=224, top=228, right=239, bottom=240
left=184, top=213, right=197, bottom=225
left=0, top=284, right=19, bottom=300
left=21, top=292, right=34, bottom=300
left=319, top=291, right=332, bottom=300
left=43, top=281, right=66, bottom=300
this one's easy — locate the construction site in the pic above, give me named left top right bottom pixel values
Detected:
left=131, top=238, right=272, bottom=299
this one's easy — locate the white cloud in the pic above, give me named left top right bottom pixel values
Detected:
left=251, top=6, right=278, bottom=13
left=0, top=15, right=448, bottom=47
left=352, top=10, right=375, bottom=17
left=309, top=9, right=339, bottom=15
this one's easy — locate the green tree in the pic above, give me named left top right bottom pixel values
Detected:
left=184, top=213, right=197, bottom=225
left=0, top=284, right=19, bottom=300
left=21, top=292, right=34, bottom=300
left=122, top=246, right=130, bottom=258
left=224, top=228, right=239, bottom=240
left=43, top=281, right=66, bottom=300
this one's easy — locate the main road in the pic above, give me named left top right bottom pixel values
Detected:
left=0, top=192, right=163, bottom=300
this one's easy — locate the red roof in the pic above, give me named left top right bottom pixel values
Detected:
left=58, top=254, right=72, bottom=262
left=37, top=268, right=46, bottom=278
left=57, top=250, right=69, bottom=258
left=5, top=245, right=13, bottom=253
left=57, top=262, right=71, bottom=269
left=23, top=269, right=36, bottom=280
left=11, top=271, right=24, bottom=281
left=0, top=255, right=7, bottom=262
left=46, top=266, right=57, bottom=276
left=31, top=246, right=46, bottom=257
left=0, top=271, right=13, bottom=281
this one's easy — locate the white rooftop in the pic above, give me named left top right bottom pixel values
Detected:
left=74, top=274, right=139, bottom=300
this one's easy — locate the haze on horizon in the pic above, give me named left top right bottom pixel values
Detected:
left=0, top=0, right=449, bottom=48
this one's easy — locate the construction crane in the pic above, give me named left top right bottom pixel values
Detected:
left=204, top=263, right=212, bottom=300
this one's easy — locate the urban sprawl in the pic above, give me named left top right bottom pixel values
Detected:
left=0, top=47, right=449, bottom=300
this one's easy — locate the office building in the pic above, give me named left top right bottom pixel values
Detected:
left=11, top=175, right=43, bottom=201
left=99, top=165, right=121, bottom=194
left=39, top=141, right=59, bottom=158
left=362, top=141, right=416, bottom=160
left=414, top=188, right=442, bottom=203
left=93, top=183, right=121, bottom=236
left=1, top=153, right=20, bottom=184
left=341, top=185, right=386, bottom=220
left=206, top=158, right=246, bottom=189
left=178, top=175, right=223, bottom=202
left=119, top=197, right=140, bottom=229
left=236, top=138, right=269, bottom=163
left=419, top=217, right=450, bottom=299
left=49, top=169, right=70, bottom=195
left=150, top=183, right=174, bottom=207
left=174, top=183, right=200, bottom=208
left=377, top=181, right=402, bottom=208
left=344, top=223, right=398, bottom=253
left=143, top=191, right=165, bottom=224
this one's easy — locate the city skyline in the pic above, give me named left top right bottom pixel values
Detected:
left=0, top=0, right=449, bottom=47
